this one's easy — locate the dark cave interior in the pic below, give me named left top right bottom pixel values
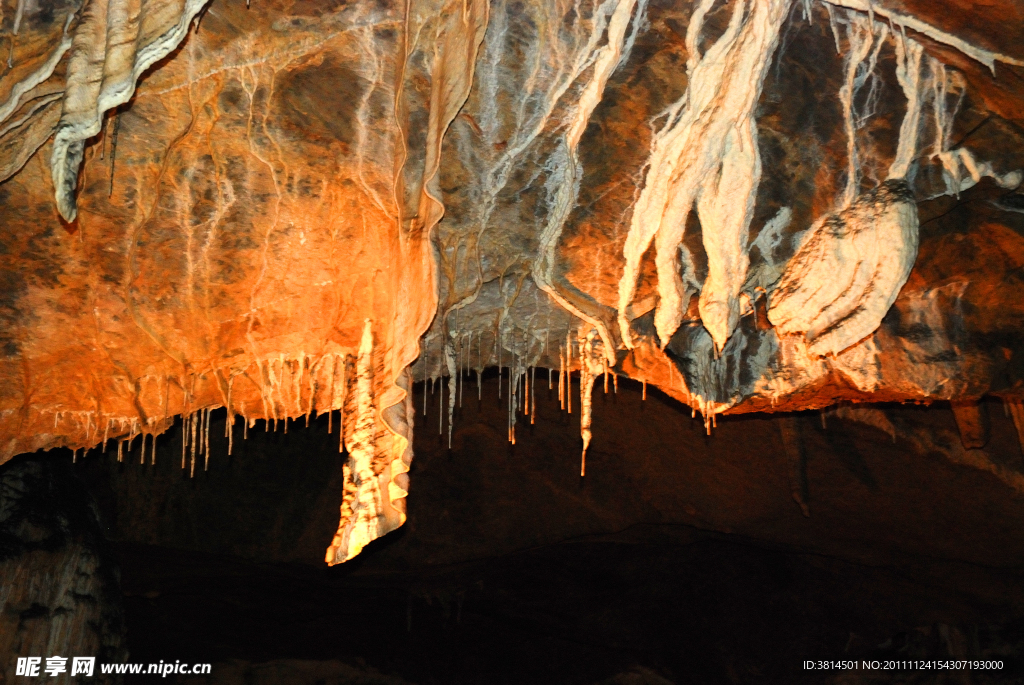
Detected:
left=6, top=374, right=1024, bottom=684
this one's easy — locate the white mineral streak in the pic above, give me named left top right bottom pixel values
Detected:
left=617, top=0, right=791, bottom=353
left=50, top=0, right=212, bottom=221
left=533, top=0, right=644, bottom=362
left=0, top=16, right=73, bottom=127
left=324, top=0, right=487, bottom=566
left=743, top=207, right=792, bottom=295
left=12, top=0, right=27, bottom=35
left=326, top=320, right=381, bottom=564
left=837, top=404, right=1024, bottom=495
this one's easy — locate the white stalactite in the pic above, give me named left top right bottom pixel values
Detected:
left=533, top=0, right=646, bottom=362
left=1006, top=400, right=1024, bottom=459
left=834, top=10, right=888, bottom=208
left=579, top=329, right=602, bottom=476
left=617, top=0, right=792, bottom=352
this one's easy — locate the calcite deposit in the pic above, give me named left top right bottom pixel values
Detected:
left=0, top=0, right=1022, bottom=562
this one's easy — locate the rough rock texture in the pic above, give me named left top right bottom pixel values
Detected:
left=1, top=0, right=1023, bottom=559
left=0, top=454, right=126, bottom=684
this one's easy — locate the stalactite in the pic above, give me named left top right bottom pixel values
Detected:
left=342, top=358, right=350, bottom=454
left=445, top=337, right=456, bottom=448
left=834, top=10, right=888, bottom=208
left=525, top=365, right=529, bottom=413
left=559, top=346, right=565, bottom=410
left=294, top=354, right=305, bottom=420
left=326, top=319, right=381, bottom=563
left=618, top=0, right=793, bottom=352
left=507, top=358, right=514, bottom=444
left=951, top=401, right=988, bottom=450
left=108, top=111, right=120, bottom=197
left=579, top=329, right=601, bottom=476
left=151, top=429, right=158, bottom=465
left=225, top=375, right=235, bottom=447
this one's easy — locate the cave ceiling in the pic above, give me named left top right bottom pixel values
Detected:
left=0, top=0, right=1023, bottom=563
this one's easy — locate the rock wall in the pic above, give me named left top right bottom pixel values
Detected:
left=0, top=454, right=126, bottom=684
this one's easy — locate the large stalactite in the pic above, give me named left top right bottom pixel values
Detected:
left=0, top=0, right=1023, bottom=563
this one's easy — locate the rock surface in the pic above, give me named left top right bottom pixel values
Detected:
left=0, top=454, right=126, bottom=684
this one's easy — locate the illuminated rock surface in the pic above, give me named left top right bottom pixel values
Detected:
left=1, top=0, right=1023, bottom=568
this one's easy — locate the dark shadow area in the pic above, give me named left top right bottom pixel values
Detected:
left=10, top=375, right=1024, bottom=684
